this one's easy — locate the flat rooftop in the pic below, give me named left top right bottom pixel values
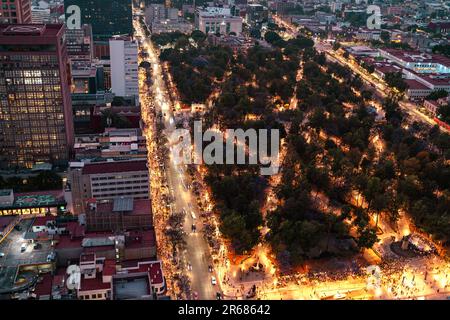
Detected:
left=112, top=273, right=152, bottom=300
left=0, top=190, right=65, bottom=209
left=96, top=199, right=152, bottom=216
left=81, top=160, right=148, bottom=175
left=0, top=24, right=63, bottom=40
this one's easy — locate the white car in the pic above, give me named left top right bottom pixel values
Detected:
left=0, top=252, right=5, bottom=258
left=211, top=276, right=217, bottom=286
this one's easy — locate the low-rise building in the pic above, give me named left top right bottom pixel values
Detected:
left=85, top=197, right=152, bottom=232
left=73, top=128, right=146, bottom=160
left=423, top=99, right=447, bottom=116
left=0, top=189, right=67, bottom=217
left=67, top=159, right=149, bottom=215
left=379, top=48, right=450, bottom=74
left=354, top=29, right=381, bottom=41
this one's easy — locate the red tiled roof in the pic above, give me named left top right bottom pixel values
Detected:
left=419, top=74, right=450, bottom=86
left=55, top=235, right=82, bottom=249
left=32, top=216, right=56, bottom=227
left=34, top=274, right=53, bottom=297
left=53, top=274, right=66, bottom=288
left=66, top=222, right=85, bottom=238
left=375, top=64, right=401, bottom=74
left=120, top=260, right=164, bottom=285
left=81, top=160, right=148, bottom=175
left=0, top=216, right=16, bottom=231
left=126, top=229, right=156, bottom=249
left=79, top=275, right=111, bottom=292
left=382, top=48, right=450, bottom=68
left=80, top=253, right=96, bottom=263
left=137, top=261, right=164, bottom=285
left=405, top=79, right=430, bottom=90
left=103, top=260, right=116, bottom=276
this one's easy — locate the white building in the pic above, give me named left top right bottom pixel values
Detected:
left=195, top=7, right=243, bottom=35
left=109, top=36, right=139, bottom=104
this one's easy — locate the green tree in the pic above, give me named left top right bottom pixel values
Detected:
left=264, top=31, right=282, bottom=44
left=380, top=30, right=391, bottom=43
left=384, top=72, right=408, bottom=93
left=357, top=227, right=378, bottom=249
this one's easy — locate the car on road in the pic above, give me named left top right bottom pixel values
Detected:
left=20, top=243, right=27, bottom=253
left=0, top=252, right=5, bottom=258
left=211, top=276, right=217, bottom=285
left=193, top=291, right=199, bottom=300
left=46, top=252, right=56, bottom=262
left=208, top=265, right=213, bottom=273
left=333, top=293, right=346, bottom=300
left=33, top=243, right=41, bottom=250
left=14, top=225, right=22, bottom=231
left=216, top=292, right=222, bottom=300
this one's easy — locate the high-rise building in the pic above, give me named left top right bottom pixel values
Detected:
left=0, top=24, right=74, bottom=169
left=109, top=36, right=139, bottom=103
left=0, top=0, right=32, bottom=24
left=66, top=24, right=94, bottom=63
left=64, top=0, right=133, bottom=41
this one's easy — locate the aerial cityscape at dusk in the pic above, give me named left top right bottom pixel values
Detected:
left=0, top=0, right=449, bottom=306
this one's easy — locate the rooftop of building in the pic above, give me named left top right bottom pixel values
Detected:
left=381, top=48, right=450, bottom=68
left=79, top=274, right=111, bottom=292
left=55, top=228, right=156, bottom=251
left=0, top=215, right=16, bottom=232
left=103, top=259, right=116, bottom=276
left=0, top=189, right=13, bottom=197
left=32, top=215, right=57, bottom=227
left=112, top=273, right=152, bottom=300
left=33, top=273, right=53, bottom=298
left=374, top=63, right=402, bottom=74
left=125, top=229, right=156, bottom=249
left=92, top=106, right=141, bottom=115
left=80, top=253, right=96, bottom=263
left=120, top=259, right=164, bottom=285
left=95, top=198, right=152, bottom=216
left=80, top=159, right=148, bottom=175
left=405, top=79, right=430, bottom=90
left=0, top=24, right=63, bottom=38
left=0, top=189, right=65, bottom=209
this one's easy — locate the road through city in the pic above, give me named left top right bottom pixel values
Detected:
left=136, top=18, right=219, bottom=300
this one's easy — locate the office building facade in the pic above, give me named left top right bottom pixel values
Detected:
left=0, top=24, right=74, bottom=168
left=68, top=160, right=150, bottom=214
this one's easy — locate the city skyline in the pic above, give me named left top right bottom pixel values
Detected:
left=0, top=0, right=449, bottom=306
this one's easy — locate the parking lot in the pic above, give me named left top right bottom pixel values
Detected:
left=0, top=218, right=52, bottom=292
